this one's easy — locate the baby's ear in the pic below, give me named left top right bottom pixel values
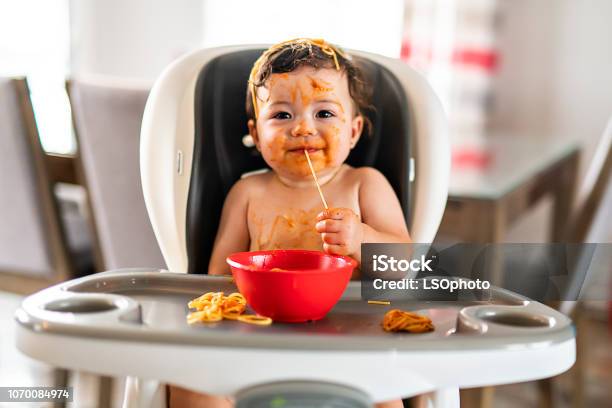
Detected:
left=350, top=115, right=364, bottom=149
left=247, top=119, right=261, bottom=151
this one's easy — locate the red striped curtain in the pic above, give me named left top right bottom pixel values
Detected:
left=402, top=0, right=499, bottom=167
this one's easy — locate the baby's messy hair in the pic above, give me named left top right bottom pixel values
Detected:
left=246, top=38, right=372, bottom=135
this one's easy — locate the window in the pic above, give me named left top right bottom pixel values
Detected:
left=0, top=0, right=73, bottom=154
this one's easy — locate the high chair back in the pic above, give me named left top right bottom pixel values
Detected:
left=141, top=45, right=449, bottom=273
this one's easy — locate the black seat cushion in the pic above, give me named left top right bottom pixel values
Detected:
left=187, top=49, right=410, bottom=274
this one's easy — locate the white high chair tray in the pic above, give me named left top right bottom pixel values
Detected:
left=15, top=270, right=575, bottom=402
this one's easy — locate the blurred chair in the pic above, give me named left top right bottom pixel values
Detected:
left=566, top=117, right=612, bottom=245
left=548, top=116, right=612, bottom=408
left=67, top=78, right=167, bottom=407
left=0, top=76, right=86, bottom=408
left=524, top=117, right=612, bottom=408
left=67, top=77, right=166, bottom=272
left=0, top=77, right=91, bottom=294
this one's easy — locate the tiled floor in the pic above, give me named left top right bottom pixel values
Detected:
left=2, top=290, right=610, bottom=407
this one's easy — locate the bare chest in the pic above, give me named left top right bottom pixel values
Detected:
left=247, top=184, right=360, bottom=251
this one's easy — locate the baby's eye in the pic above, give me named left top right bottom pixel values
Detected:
left=316, top=110, right=335, bottom=119
left=272, top=111, right=292, bottom=120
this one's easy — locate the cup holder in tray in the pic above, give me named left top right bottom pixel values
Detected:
left=458, top=306, right=555, bottom=333
left=31, top=294, right=142, bottom=325
left=478, top=311, right=551, bottom=328
left=44, top=297, right=119, bottom=313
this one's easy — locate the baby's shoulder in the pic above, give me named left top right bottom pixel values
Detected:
left=341, top=165, right=388, bottom=186
left=229, top=170, right=273, bottom=196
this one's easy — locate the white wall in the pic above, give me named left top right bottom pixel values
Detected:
left=489, top=0, right=612, bottom=170
left=201, top=0, right=404, bottom=57
left=489, top=0, right=612, bottom=242
left=69, top=0, right=203, bottom=81
left=68, top=0, right=404, bottom=78
left=552, top=0, right=612, bottom=176
left=487, top=1, right=560, bottom=135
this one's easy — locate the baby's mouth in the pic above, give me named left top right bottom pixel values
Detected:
left=287, top=146, right=324, bottom=154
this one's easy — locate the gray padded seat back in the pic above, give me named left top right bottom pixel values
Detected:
left=68, top=79, right=166, bottom=270
left=0, top=78, right=54, bottom=276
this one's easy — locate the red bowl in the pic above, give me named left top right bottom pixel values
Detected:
left=226, top=249, right=356, bottom=323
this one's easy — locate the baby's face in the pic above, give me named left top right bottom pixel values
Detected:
left=249, top=66, right=363, bottom=182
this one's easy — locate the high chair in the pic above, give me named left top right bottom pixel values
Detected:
left=15, top=46, right=575, bottom=408
left=140, top=45, right=449, bottom=275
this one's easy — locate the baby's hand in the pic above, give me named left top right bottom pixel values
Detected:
left=315, top=208, right=363, bottom=257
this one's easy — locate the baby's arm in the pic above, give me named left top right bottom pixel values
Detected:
left=316, top=168, right=411, bottom=265
left=358, top=168, right=412, bottom=250
left=208, top=179, right=251, bottom=275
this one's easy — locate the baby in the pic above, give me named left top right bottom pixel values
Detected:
left=170, top=39, right=410, bottom=408
left=209, top=38, right=411, bottom=275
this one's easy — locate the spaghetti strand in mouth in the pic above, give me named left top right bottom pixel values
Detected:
left=304, top=149, right=329, bottom=209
